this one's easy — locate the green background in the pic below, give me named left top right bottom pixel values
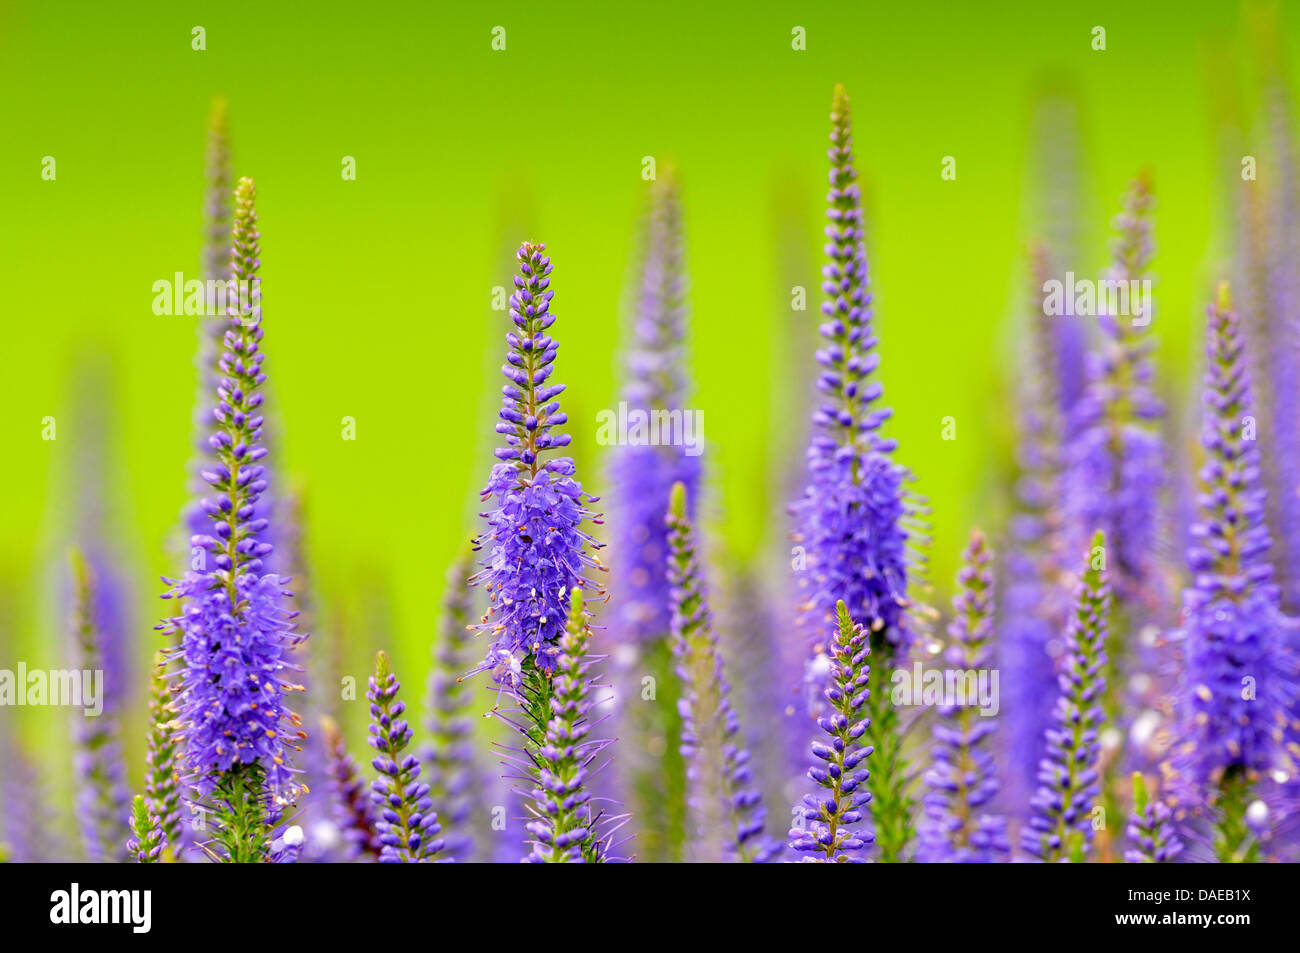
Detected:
left=1, top=1, right=1293, bottom=799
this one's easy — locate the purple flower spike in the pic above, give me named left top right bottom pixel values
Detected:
left=1000, top=246, right=1070, bottom=818
left=516, top=588, right=622, bottom=862
left=791, top=84, right=910, bottom=647
left=143, top=652, right=183, bottom=857
left=158, top=177, right=306, bottom=861
left=1064, top=173, right=1164, bottom=607
left=791, top=84, right=922, bottom=863
left=128, top=795, right=167, bottom=864
left=322, top=716, right=380, bottom=861
left=667, top=483, right=778, bottom=862
left=918, top=530, right=1009, bottom=862
left=789, top=601, right=873, bottom=862
left=1022, top=530, right=1110, bottom=862
left=473, top=241, right=604, bottom=674
left=367, top=652, right=444, bottom=863
left=69, top=550, right=130, bottom=863
left=423, top=552, right=487, bottom=861
left=612, top=169, right=702, bottom=646
left=1172, top=283, right=1299, bottom=859
left=1124, top=772, right=1183, bottom=863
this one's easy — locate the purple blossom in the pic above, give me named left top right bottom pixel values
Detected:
left=367, top=652, right=443, bottom=863
left=1174, top=285, right=1297, bottom=794
left=159, top=179, right=306, bottom=842
left=1124, top=772, right=1183, bottom=863
left=422, top=553, right=487, bottom=861
left=1064, top=174, right=1164, bottom=607
left=504, top=588, right=622, bottom=862
left=322, top=716, right=380, bottom=861
left=1000, top=245, right=1070, bottom=819
left=0, top=738, right=61, bottom=863
left=612, top=170, right=702, bottom=646
left=128, top=795, right=166, bottom=864
left=69, top=551, right=130, bottom=863
left=473, top=242, right=604, bottom=674
left=918, top=531, right=1008, bottom=862
left=1022, top=530, right=1110, bottom=862
left=791, top=84, right=909, bottom=647
left=667, top=483, right=777, bottom=862
left=789, top=601, right=873, bottom=862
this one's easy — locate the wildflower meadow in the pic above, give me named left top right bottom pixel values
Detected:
left=3, top=2, right=1300, bottom=924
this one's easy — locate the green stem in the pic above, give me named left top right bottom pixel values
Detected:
left=210, top=762, right=268, bottom=863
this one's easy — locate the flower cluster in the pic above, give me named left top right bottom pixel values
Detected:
left=1000, top=245, right=1070, bottom=814
left=1178, top=285, right=1296, bottom=782
left=128, top=796, right=167, bottom=864
left=423, top=553, right=485, bottom=861
left=918, top=531, right=1008, bottom=862
left=1022, top=531, right=1110, bottom=862
left=474, top=242, right=604, bottom=673
left=789, top=601, right=873, bottom=862
left=1123, top=773, right=1183, bottom=863
left=1064, top=174, right=1164, bottom=603
left=666, top=483, right=776, bottom=862
left=367, top=652, right=443, bottom=863
left=791, top=84, right=909, bottom=645
left=515, top=589, right=620, bottom=862
left=612, top=170, right=702, bottom=645
left=69, top=551, right=130, bottom=863
left=322, top=716, right=379, bottom=861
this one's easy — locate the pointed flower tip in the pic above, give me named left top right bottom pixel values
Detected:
left=568, top=587, right=585, bottom=618
left=668, top=480, right=688, bottom=518
left=1216, top=280, right=1233, bottom=311
left=832, top=82, right=849, bottom=110
left=1131, top=771, right=1149, bottom=811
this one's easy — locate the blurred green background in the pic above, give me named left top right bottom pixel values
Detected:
left=1, top=1, right=1294, bottom=804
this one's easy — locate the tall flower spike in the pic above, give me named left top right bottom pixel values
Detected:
left=473, top=241, right=604, bottom=673
left=610, top=171, right=699, bottom=861
left=1174, top=283, right=1298, bottom=860
left=187, top=97, right=236, bottom=541
left=143, top=652, right=183, bottom=857
left=792, top=83, right=908, bottom=641
left=159, top=177, right=305, bottom=862
left=790, top=82, right=913, bottom=862
left=423, top=552, right=487, bottom=861
left=128, top=795, right=166, bottom=863
left=667, top=483, right=777, bottom=862
left=1022, top=530, right=1110, bottom=862
left=1062, top=175, right=1163, bottom=847
left=1000, top=245, right=1070, bottom=818
left=322, top=716, right=380, bottom=860
left=1065, top=173, right=1164, bottom=602
left=515, top=588, right=620, bottom=862
left=789, top=601, right=873, bottom=862
left=613, top=168, right=702, bottom=645
left=367, top=652, right=443, bottom=863
left=69, top=550, right=130, bottom=863
left=918, top=530, right=1008, bottom=862
left=1124, top=772, right=1183, bottom=863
